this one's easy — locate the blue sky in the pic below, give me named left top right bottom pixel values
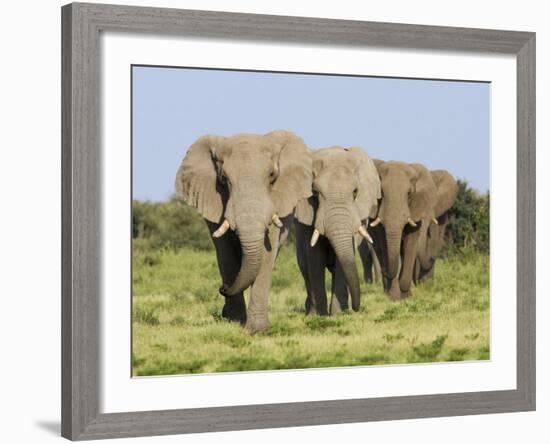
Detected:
left=132, top=66, right=490, bottom=201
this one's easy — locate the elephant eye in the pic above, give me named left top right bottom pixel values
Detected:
left=219, top=171, right=230, bottom=186
left=269, top=168, right=277, bottom=184
left=353, top=188, right=358, bottom=200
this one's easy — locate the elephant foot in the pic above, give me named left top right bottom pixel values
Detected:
left=330, top=298, right=346, bottom=315
left=222, top=305, right=247, bottom=325
left=310, top=307, right=329, bottom=316
left=364, top=273, right=373, bottom=284
left=387, top=279, right=403, bottom=302
left=221, top=295, right=247, bottom=325
left=306, top=304, right=329, bottom=316
left=305, top=306, right=317, bottom=316
left=306, top=305, right=321, bottom=316
left=386, top=287, right=401, bottom=301
left=400, top=289, right=412, bottom=300
left=389, top=294, right=401, bottom=302
left=245, top=315, right=271, bottom=334
left=305, top=296, right=313, bottom=315
left=386, top=288, right=402, bottom=302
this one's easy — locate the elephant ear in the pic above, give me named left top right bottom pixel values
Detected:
left=295, top=196, right=317, bottom=226
left=266, top=130, right=313, bottom=218
left=409, top=163, right=437, bottom=223
left=348, top=148, right=381, bottom=221
left=372, top=158, right=385, bottom=172
left=294, top=149, right=324, bottom=226
left=431, top=170, right=459, bottom=217
left=174, top=135, right=227, bottom=223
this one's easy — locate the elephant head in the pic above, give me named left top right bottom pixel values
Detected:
left=372, top=161, right=437, bottom=285
left=175, top=131, right=312, bottom=296
left=421, top=169, right=459, bottom=266
left=295, top=147, right=380, bottom=311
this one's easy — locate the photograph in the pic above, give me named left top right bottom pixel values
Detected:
left=131, top=65, right=490, bottom=376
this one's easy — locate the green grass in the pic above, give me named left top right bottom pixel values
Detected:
left=132, top=239, right=490, bottom=376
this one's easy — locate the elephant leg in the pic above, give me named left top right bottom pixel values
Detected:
left=221, top=296, right=247, bottom=324
left=358, top=239, right=374, bottom=283
left=206, top=221, right=247, bottom=324
left=399, top=231, right=421, bottom=298
left=330, top=259, right=349, bottom=314
left=415, top=222, right=434, bottom=282
left=307, top=239, right=329, bottom=316
left=387, top=276, right=402, bottom=301
left=245, top=226, right=280, bottom=334
left=386, top=255, right=402, bottom=301
left=303, top=277, right=314, bottom=314
left=370, top=225, right=389, bottom=290
left=295, top=221, right=313, bottom=314
left=413, top=258, right=421, bottom=285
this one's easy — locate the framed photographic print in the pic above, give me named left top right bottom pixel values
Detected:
left=61, top=2, right=535, bottom=440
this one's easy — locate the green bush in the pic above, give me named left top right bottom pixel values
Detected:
left=132, top=196, right=299, bottom=252
left=445, top=180, right=490, bottom=255
left=132, top=197, right=213, bottom=251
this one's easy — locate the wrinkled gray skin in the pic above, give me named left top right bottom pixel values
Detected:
left=369, top=160, right=438, bottom=301
left=294, top=147, right=380, bottom=315
left=175, top=131, right=312, bottom=333
left=414, top=170, right=458, bottom=283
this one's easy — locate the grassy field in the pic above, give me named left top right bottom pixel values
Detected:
left=132, top=240, right=490, bottom=376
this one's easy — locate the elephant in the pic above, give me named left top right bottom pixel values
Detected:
left=414, top=169, right=459, bottom=283
left=368, top=160, right=438, bottom=301
left=175, top=130, right=312, bottom=333
left=358, top=240, right=383, bottom=284
left=294, top=147, right=381, bottom=315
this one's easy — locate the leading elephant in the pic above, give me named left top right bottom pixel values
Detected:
left=175, top=131, right=312, bottom=333
left=369, top=160, right=438, bottom=301
left=294, top=147, right=380, bottom=315
left=414, top=169, right=459, bottom=283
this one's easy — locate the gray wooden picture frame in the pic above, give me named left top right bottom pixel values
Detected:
left=61, top=2, right=536, bottom=440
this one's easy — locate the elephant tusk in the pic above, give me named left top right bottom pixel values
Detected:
left=432, top=218, right=439, bottom=225
left=407, top=217, right=418, bottom=227
left=212, top=219, right=230, bottom=238
left=370, top=217, right=382, bottom=227
left=358, top=225, right=373, bottom=244
left=272, top=214, right=283, bottom=228
left=310, top=229, right=320, bottom=247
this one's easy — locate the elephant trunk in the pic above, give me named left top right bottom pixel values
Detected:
left=223, top=228, right=265, bottom=296
left=325, top=212, right=361, bottom=312
left=385, top=227, right=403, bottom=280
